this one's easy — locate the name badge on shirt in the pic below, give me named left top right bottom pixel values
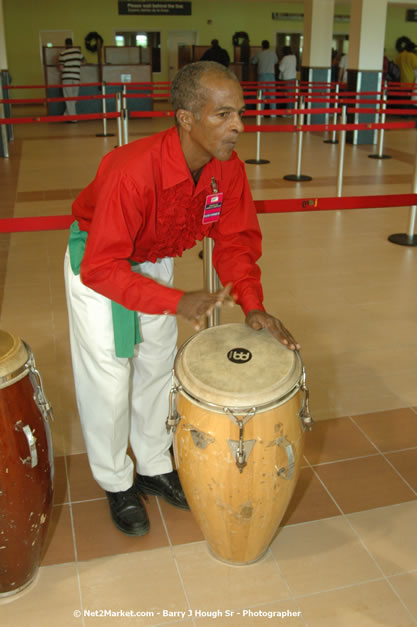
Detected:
left=202, top=177, right=223, bottom=224
left=202, top=192, right=223, bottom=224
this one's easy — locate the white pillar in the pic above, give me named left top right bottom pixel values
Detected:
left=0, top=0, right=8, bottom=69
left=348, top=0, right=388, bottom=71
left=302, top=0, right=335, bottom=68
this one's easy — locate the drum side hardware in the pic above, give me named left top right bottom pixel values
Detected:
left=227, top=438, right=256, bottom=473
left=25, top=349, right=53, bottom=424
left=299, top=368, right=313, bottom=431
left=166, top=383, right=181, bottom=432
left=223, top=408, right=257, bottom=472
left=14, top=421, right=38, bottom=468
left=272, top=436, right=295, bottom=480
left=182, top=424, right=215, bottom=449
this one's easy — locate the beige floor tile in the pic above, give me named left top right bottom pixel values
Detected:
left=194, top=600, right=304, bottom=625
left=389, top=572, right=417, bottom=621
left=297, top=580, right=416, bottom=627
left=270, top=517, right=382, bottom=596
left=79, top=549, right=189, bottom=625
left=173, top=542, right=290, bottom=611
left=0, top=563, right=81, bottom=626
left=347, top=502, right=417, bottom=576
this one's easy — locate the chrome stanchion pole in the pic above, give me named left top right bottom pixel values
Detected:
left=0, top=83, right=9, bottom=159
left=203, top=237, right=220, bottom=328
left=245, top=88, right=270, bottom=165
left=122, top=84, right=129, bottom=145
left=336, top=105, right=347, bottom=197
left=283, top=97, right=312, bottom=182
left=388, top=137, right=417, bottom=246
left=95, top=82, right=114, bottom=138
left=324, top=83, right=339, bottom=144
left=369, top=83, right=391, bottom=159
left=102, top=83, right=107, bottom=137
left=116, top=93, right=122, bottom=147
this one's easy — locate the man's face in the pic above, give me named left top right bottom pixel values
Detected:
left=187, top=75, right=245, bottom=164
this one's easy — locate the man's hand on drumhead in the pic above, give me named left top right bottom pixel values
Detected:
left=245, top=310, right=300, bottom=350
left=177, top=284, right=234, bottom=331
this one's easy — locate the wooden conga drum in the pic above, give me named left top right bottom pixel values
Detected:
left=168, top=323, right=312, bottom=565
left=0, top=330, right=54, bottom=597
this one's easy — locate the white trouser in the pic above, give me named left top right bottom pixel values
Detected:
left=62, top=83, right=79, bottom=116
left=64, top=248, right=178, bottom=492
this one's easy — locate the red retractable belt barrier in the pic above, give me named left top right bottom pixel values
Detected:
left=2, top=193, right=417, bottom=233
left=0, top=112, right=120, bottom=125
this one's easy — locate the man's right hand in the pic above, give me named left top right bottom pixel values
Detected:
left=177, top=284, right=233, bottom=330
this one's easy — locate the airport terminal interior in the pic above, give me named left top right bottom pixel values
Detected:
left=1, top=2, right=417, bottom=626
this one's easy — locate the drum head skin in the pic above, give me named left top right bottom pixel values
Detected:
left=0, top=329, right=28, bottom=386
left=175, top=323, right=302, bottom=408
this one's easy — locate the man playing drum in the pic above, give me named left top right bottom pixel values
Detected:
left=64, top=61, right=299, bottom=536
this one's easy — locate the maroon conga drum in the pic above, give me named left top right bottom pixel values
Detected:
left=0, top=330, right=54, bottom=597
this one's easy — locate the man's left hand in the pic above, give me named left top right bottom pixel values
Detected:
left=245, top=309, right=300, bottom=350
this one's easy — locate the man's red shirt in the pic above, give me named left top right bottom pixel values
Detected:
left=73, top=126, right=264, bottom=315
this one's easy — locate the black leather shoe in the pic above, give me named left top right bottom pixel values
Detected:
left=105, top=485, right=150, bottom=536
left=135, top=470, right=190, bottom=510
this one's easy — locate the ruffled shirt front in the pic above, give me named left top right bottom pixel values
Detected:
left=72, top=126, right=264, bottom=316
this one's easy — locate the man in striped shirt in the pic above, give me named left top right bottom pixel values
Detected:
left=58, top=38, right=85, bottom=120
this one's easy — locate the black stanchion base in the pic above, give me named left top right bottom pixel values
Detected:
left=388, top=233, right=417, bottom=246
left=368, top=154, right=392, bottom=160
left=283, top=174, right=313, bottom=182
left=245, top=159, right=270, bottom=164
left=323, top=139, right=339, bottom=144
left=96, top=133, right=115, bottom=137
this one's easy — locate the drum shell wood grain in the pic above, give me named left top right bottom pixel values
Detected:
left=0, top=373, right=53, bottom=596
left=173, top=390, right=304, bottom=565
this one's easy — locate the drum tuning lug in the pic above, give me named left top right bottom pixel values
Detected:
left=25, top=347, right=54, bottom=423
left=227, top=439, right=256, bottom=473
left=299, top=369, right=314, bottom=432
left=166, top=385, right=180, bottom=432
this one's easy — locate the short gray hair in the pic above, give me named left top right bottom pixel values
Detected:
left=170, top=61, right=239, bottom=120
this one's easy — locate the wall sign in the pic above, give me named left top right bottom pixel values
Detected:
left=118, top=1, right=191, bottom=15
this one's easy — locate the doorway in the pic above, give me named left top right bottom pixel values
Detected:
left=167, top=31, right=198, bottom=80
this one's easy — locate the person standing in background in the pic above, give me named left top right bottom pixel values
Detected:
left=251, top=40, right=278, bottom=117
left=279, top=46, right=297, bottom=113
left=200, top=39, right=230, bottom=67
left=58, top=38, right=86, bottom=121
left=395, top=38, right=417, bottom=85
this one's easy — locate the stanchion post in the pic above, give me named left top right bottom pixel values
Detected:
left=369, top=83, right=391, bottom=159
left=116, top=92, right=122, bottom=147
left=96, top=82, right=115, bottom=138
left=283, top=97, right=312, bottom=182
left=122, top=84, right=129, bottom=145
left=245, top=88, right=270, bottom=165
left=0, top=83, right=9, bottom=158
left=293, top=80, right=299, bottom=125
left=203, top=237, right=220, bottom=327
left=324, top=83, right=339, bottom=145
left=388, top=136, right=417, bottom=246
left=336, top=105, right=347, bottom=197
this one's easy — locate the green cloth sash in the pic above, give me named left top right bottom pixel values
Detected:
left=68, top=220, right=142, bottom=358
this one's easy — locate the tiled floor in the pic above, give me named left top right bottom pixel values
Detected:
left=0, top=105, right=417, bottom=626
